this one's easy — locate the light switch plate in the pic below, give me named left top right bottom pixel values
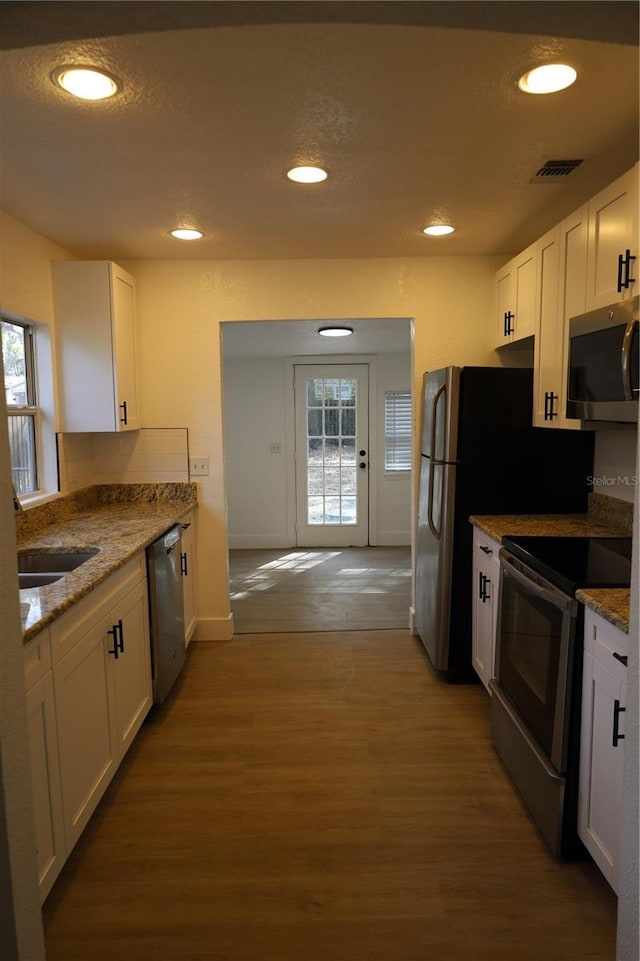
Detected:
left=190, top=457, right=209, bottom=476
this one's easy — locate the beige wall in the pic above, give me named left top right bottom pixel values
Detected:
left=128, top=256, right=503, bottom=637
left=0, top=210, right=504, bottom=636
left=0, top=210, right=73, bottom=323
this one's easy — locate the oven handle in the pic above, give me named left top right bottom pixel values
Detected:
left=500, top=553, right=575, bottom=613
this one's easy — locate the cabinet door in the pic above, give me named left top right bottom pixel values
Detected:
left=54, top=612, right=118, bottom=853
left=586, top=166, right=638, bottom=309
left=471, top=531, right=500, bottom=692
left=513, top=244, right=537, bottom=341
left=495, top=244, right=537, bottom=347
left=52, top=260, right=141, bottom=433
left=109, top=579, right=152, bottom=759
left=579, top=618, right=627, bottom=893
left=533, top=227, right=561, bottom=427
left=26, top=672, right=65, bottom=902
left=495, top=264, right=516, bottom=344
left=472, top=554, right=492, bottom=690
left=180, top=516, right=197, bottom=645
left=110, top=263, right=140, bottom=431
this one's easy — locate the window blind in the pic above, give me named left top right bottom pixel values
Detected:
left=384, top=390, right=412, bottom=472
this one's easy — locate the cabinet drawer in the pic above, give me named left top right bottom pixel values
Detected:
left=473, top=529, right=501, bottom=571
left=584, top=609, right=628, bottom=668
left=51, top=554, right=146, bottom=664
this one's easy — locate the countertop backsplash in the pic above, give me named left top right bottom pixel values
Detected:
left=587, top=491, right=634, bottom=535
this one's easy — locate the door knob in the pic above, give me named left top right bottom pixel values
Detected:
left=359, top=450, right=366, bottom=456
left=359, top=461, right=367, bottom=469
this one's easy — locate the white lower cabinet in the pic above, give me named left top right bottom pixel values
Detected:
left=471, top=529, right=501, bottom=692
left=579, top=609, right=627, bottom=893
left=24, top=628, right=65, bottom=903
left=180, top=510, right=197, bottom=646
left=25, top=554, right=152, bottom=893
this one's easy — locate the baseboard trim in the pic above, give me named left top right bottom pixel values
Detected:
left=193, top=614, right=234, bottom=641
left=227, top=535, right=295, bottom=550
left=377, top=533, right=411, bottom=546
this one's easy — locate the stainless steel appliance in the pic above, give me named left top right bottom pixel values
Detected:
left=415, top=367, right=594, bottom=681
left=146, top=525, right=186, bottom=704
left=567, top=296, right=639, bottom=423
left=490, top=535, right=633, bottom=857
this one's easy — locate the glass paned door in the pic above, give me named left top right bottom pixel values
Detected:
left=294, top=364, right=369, bottom=547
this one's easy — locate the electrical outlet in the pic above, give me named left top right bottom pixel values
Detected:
left=189, top=457, right=209, bottom=476
left=270, top=442, right=282, bottom=454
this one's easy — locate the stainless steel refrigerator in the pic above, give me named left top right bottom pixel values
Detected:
left=415, top=366, right=595, bottom=682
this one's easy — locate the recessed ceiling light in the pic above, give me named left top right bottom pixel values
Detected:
left=423, top=224, right=455, bottom=237
left=52, top=66, right=119, bottom=101
left=287, top=166, right=328, bottom=184
left=518, top=64, right=577, bottom=95
left=170, top=228, right=204, bottom=241
left=318, top=326, right=353, bottom=338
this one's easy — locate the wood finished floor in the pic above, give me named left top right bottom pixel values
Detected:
left=42, top=630, right=617, bottom=961
left=229, top=547, right=412, bottom=633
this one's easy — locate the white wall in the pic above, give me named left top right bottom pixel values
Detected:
left=223, top=356, right=291, bottom=547
left=223, top=351, right=412, bottom=549
left=128, top=255, right=505, bottom=638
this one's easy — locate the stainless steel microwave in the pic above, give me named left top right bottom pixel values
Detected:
left=567, top=296, right=639, bottom=423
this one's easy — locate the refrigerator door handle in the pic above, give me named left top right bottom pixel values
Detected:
left=427, top=464, right=438, bottom=539
left=427, top=381, right=447, bottom=538
left=430, top=381, right=447, bottom=463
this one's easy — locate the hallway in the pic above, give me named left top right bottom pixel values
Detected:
left=42, top=629, right=617, bottom=961
left=229, top=546, right=412, bottom=633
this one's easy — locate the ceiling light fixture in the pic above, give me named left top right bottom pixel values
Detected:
left=318, top=326, right=353, bottom=338
left=170, top=228, right=204, bottom=240
left=517, top=64, right=577, bottom=95
left=423, top=224, right=455, bottom=237
left=287, top=166, right=328, bottom=184
left=52, top=66, right=119, bottom=101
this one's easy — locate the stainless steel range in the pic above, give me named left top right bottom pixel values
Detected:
left=490, top=535, right=632, bottom=858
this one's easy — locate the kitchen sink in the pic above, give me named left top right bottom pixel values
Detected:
left=18, top=572, right=66, bottom=588
left=17, top=549, right=99, bottom=590
left=17, top=550, right=99, bottom=574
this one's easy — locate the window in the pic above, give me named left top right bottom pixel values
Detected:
left=2, top=318, right=39, bottom=494
left=2, top=313, right=57, bottom=503
left=384, top=389, right=412, bottom=473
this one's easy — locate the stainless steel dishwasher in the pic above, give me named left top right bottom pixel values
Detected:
left=146, top=525, right=186, bottom=704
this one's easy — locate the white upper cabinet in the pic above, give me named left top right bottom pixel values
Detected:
left=495, top=242, right=537, bottom=347
left=532, top=207, right=588, bottom=429
left=52, top=261, right=141, bottom=432
left=586, top=165, right=638, bottom=310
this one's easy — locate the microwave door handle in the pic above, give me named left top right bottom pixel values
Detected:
left=500, top=554, right=575, bottom=614
left=621, top=318, right=639, bottom=401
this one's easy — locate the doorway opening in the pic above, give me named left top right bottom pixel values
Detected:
left=221, top=317, right=413, bottom=633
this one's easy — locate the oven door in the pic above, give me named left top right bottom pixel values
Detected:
left=495, top=550, right=578, bottom=773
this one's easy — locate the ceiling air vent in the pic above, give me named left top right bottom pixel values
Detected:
left=531, top=159, right=584, bottom=183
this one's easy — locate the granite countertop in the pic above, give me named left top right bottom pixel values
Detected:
left=469, top=506, right=632, bottom=633
left=17, top=484, right=197, bottom=642
left=575, top=589, right=631, bottom=634
left=468, top=513, right=630, bottom=542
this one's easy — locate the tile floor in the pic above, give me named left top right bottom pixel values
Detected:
left=228, top=546, right=412, bottom=633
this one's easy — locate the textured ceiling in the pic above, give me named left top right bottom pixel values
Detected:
left=0, top=3, right=638, bottom=262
